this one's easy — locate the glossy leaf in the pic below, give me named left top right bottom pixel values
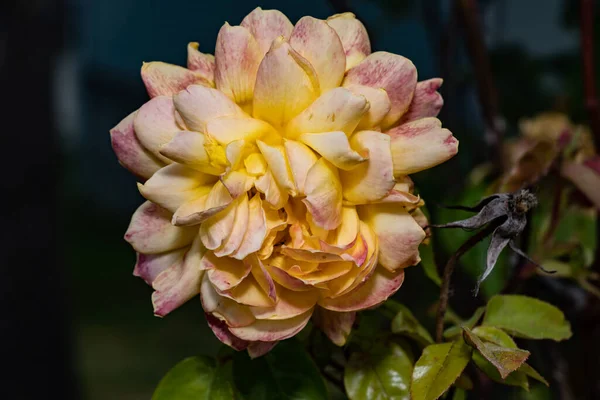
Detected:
left=443, top=307, right=485, bottom=339
left=483, top=295, right=572, bottom=341
left=472, top=352, right=529, bottom=390
left=411, top=340, right=472, bottom=400
left=153, top=356, right=236, bottom=400
left=232, top=338, right=328, bottom=400
left=390, top=302, right=434, bottom=346
left=463, top=327, right=529, bottom=379
left=345, top=341, right=413, bottom=400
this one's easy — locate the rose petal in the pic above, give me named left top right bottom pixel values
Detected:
left=110, top=111, right=164, bottom=180
left=285, top=87, right=369, bottom=138
left=247, top=341, right=278, bottom=358
left=206, top=116, right=277, bottom=145
left=159, top=130, right=225, bottom=175
left=173, top=180, right=233, bottom=226
left=225, top=139, right=258, bottom=171
left=319, top=267, right=404, bottom=312
left=290, top=16, right=345, bottom=92
left=283, top=140, right=318, bottom=195
left=264, top=259, right=314, bottom=291
left=187, top=42, right=215, bottom=84
left=257, top=140, right=296, bottom=195
left=219, top=275, right=275, bottom=307
left=241, top=7, right=294, bottom=57
left=141, top=62, right=210, bottom=98
left=398, top=78, right=444, bottom=124
left=214, top=194, right=250, bottom=257
left=362, top=204, right=426, bottom=271
left=561, top=162, right=600, bottom=209
left=125, top=201, right=196, bottom=254
left=134, top=96, right=180, bottom=162
left=201, top=275, right=256, bottom=327
left=231, top=194, right=268, bottom=260
left=229, top=309, right=313, bottom=342
left=152, top=235, right=207, bottom=316
left=173, top=85, right=246, bottom=133
left=255, top=170, right=288, bottom=209
left=345, top=181, right=421, bottom=206
left=199, top=201, right=237, bottom=250
left=280, top=246, right=344, bottom=264
left=205, top=252, right=252, bottom=292
left=340, top=130, right=395, bottom=203
left=214, top=23, right=262, bottom=108
left=253, top=37, right=320, bottom=128
left=326, top=12, right=370, bottom=70
left=345, top=84, right=391, bottom=130
left=300, top=131, right=367, bottom=170
left=205, top=313, right=249, bottom=351
left=387, top=117, right=458, bottom=175
left=138, top=164, right=215, bottom=213
left=250, top=286, right=319, bottom=320
left=134, top=248, right=186, bottom=285
left=247, top=255, right=277, bottom=302
left=303, top=158, right=343, bottom=230
left=313, top=307, right=355, bottom=346
left=344, top=52, right=417, bottom=128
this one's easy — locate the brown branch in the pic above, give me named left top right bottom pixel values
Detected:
left=435, top=223, right=499, bottom=342
left=455, top=0, right=504, bottom=168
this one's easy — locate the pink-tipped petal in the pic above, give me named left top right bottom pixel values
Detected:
left=125, top=201, right=197, bottom=254
left=205, top=313, right=249, bottom=351
left=253, top=37, right=320, bottom=128
left=229, top=309, right=313, bottom=342
left=172, top=180, right=233, bottom=226
left=303, top=158, right=343, bottom=230
left=247, top=341, right=278, bottom=358
left=313, top=307, right=355, bottom=346
left=241, top=7, right=294, bottom=56
left=340, top=130, right=395, bottom=203
left=300, top=131, right=367, bottom=170
left=290, top=16, right=346, bottom=92
left=201, top=274, right=256, bottom=327
left=284, top=140, right=318, bottom=195
left=214, top=23, right=262, bottom=107
left=134, top=248, right=186, bottom=285
left=110, top=111, right=164, bottom=180
left=141, top=62, right=210, bottom=98
left=285, top=87, right=369, bottom=138
left=319, top=267, right=404, bottom=312
left=345, top=84, right=391, bottom=130
left=248, top=255, right=277, bottom=303
left=187, top=42, right=216, bottom=84
left=387, top=117, right=458, bottom=175
left=399, top=78, right=444, bottom=124
left=362, top=204, right=426, bottom=271
left=159, top=130, right=225, bottom=175
left=344, top=52, right=417, bottom=128
left=326, top=12, right=371, bottom=70
left=173, top=85, right=246, bottom=133
left=134, top=96, right=180, bottom=162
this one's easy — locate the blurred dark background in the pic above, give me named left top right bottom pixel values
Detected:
left=1, top=0, right=597, bottom=398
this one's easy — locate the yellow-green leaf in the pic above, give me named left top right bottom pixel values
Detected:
left=390, top=302, right=434, bottom=346
left=443, top=307, right=485, bottom=339
left=519, top=363, right=549, bottom=386
left=471, top=326, right=516, bottom=348
left=410, top=340, right=472, bottom=400
left=463, top=327, right=529, bottom=379
left=483, top=295, right=572, bottom=341
left=472, top=352, right=529, bottom=391
left=344, top=341, right=413, bottom=400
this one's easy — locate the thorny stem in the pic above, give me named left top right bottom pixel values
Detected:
left=455, top=0, right=504, bottom=169
left=435, top=223, right=499, bottom=342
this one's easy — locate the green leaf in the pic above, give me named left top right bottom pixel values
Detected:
left=472, top=352, right=529, bottom=391
left=443, top=307, right=485, bottom=339
left=344, top=341, right=413, bottom=400
left=232, top=339, right=328, bottom=400
left=463, top=328, right=529, bottom=379
left=419, top=237, right=441, bottom=286
left=153, top=356, right=235, bottom=400
left=389, top=302, right=434, bottom=346
left=410, top=340, right=472, bottom=400
left=483, top=295, right=572, bottom=341
left=471, top=326, right=517, bottom=348
left=518, top=363, right=549, bottom=386
left=452, top=388, right=467, bottom=400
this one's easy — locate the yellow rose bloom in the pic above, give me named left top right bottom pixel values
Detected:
left=110, top=8, right=458, bottom=357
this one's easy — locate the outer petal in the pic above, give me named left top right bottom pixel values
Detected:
left=141, top=62, right=210, bottom=98
left=241, top=7, right=294, bottom=57
left=205, top=313, right=249, bottom=351
left=110, top=111, right=164, bottom=180
left=125, top=201, right=196, bottom=254
left=172, top=180, right=233, bottom=226
left=201, top=274, right=256, bottom=327
left=257, top=140, right=296, bottom=195
left=345, top=84, right=391, bottom=130
left=138, top=163, right=215, bottom=213
left=387, top=117, right=458, bottom=175
left=253, top=37, right=320, bottom=128
left=173, top=85, right=246, bottom=133
left=303, top=158, right=343, bottom=230
left=361, top=204, right=426, bottom=271
left=312, top=307, right=355, bottom=346
left=214, top=23, right=262, bottom=107
left=159, top=130, right=225, bottom=175
left=207, top=116, right=276, bottom=145
left=344, top=52, right=417, bottom=128
left=326, top=12, right=371, bottom=70
left=152, top=235, right=207, bottom=316
left=229, top=309, right=313, bottom=342
left=134, top=96, right=180, bottom=162
left=340, top=131, right=395, bottom=203
left=247, top=341, right=278, bottom=358
left=319, top=268, right=404, bottom=312
left=285, top=87, right=369, bottom=138
left=284, top=140, right=318, bottom=195
left=398, top=78, right=444, bottom=124
left=300, top=131, right=367, bottom=170
left=187, top=42, right=215, bottom=84
left=290, top=16, right=345, bottom=92
left=134, top=248, right=186, bottom=285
